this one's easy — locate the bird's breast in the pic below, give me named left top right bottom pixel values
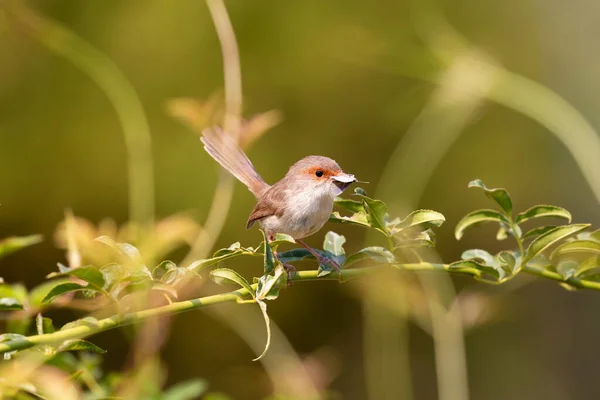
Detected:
left=260, top=190, right=333, bottom=239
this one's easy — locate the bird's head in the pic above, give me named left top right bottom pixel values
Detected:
left=285, top=155, right=357, bottom=199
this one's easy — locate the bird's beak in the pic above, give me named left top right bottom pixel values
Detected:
left=332, top=172, right=357, bottom=183
left=332, top=172, right=357, bottom=192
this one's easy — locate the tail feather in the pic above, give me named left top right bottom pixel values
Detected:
left=201, top=126, right=269, bottom=198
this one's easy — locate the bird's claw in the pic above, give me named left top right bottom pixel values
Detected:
left=281, top=262, right=296, bottom=287
left=317, top=255, right=345, bottom=282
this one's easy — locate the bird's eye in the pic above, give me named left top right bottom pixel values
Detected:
left=315, top=170, right=324, bottom=177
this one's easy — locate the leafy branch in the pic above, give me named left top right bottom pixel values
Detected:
left=0, top=181, right=599, bottom=398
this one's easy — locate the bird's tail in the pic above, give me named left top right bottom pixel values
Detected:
left=200, top=126, right=269, bottom=198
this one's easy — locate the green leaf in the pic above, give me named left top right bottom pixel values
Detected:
left=461, top=249, right=495, bottom=266
left=160, top=267, right=186, bottom=285
left=354, top=187, right=368, bottom=196
left=495, top=223, right=522, bottom=241
left=0, top=235, right=43, bottom=259
left=269, top=233, right=296, bottom=247
left=329, top=211, right=371, bottom=228
left=152, top=260, right=177, bottom=280
left=58, top=339, right=106, bottom=354
left=345, top=247, right=396, bottom=267
left=262, top=230, right=276, bottom=274
left=318, top=233, right=346, bottom=277
left=95, top=234, right=128, bottom=255
left=334, top=197, right=365, bottom=213
left=394, top=229, right=437, bottom=248
left=575, top=256, right=600, bottom=278
left=497, top=251, right=518, bottom=275
left=455, top=209, right=509, bottom=240
left=317, top=264, right=334, bottom=277
left=95, top=236, right=147, bottom=271
left=253, top=266, right=288, bottom=361
left=523, top=225, right=557, bottom=240
left=556, top=259, right=579, bottom=280
left=210, top=268, right=254, bottom=297
left=36, top=314, right=56, bottom=333
left=42, top=282, right=87, bottom=304
left=522, top=224, right=590, bottom=265
left=550, top=240, right=600, bottom=260
left=0, top=333, right=28, bottom=343
left=0, top=297, right=23, bottom=311
left=119, top=242, right=145, bottom=264
left=323, top=232, right=346, bottom=258
left=253, top=300, right=271, bottom=362
left=513, top=224, right=523, bottom=239
left=48, top=266, right=106, bottom=291
left=28, top=280, right=66, bottom=308
left=60, top=317, right=100, bottom=331
left=460, top=250, right=511, bottom=280
left=277, top=248, right=314, bottom=263
left=515, top=205, right=572, bottom=224
left=36, top=314, right=55, bottom=334
left=186, top=243, right=254, bottom=272
left=256, top=266, right=286, bottom=301
left=356, top=195, right=389, bottom=234
left=496, top=226, right=509, bottom=241
left=450, top=260, right=503, bottom=281
left=468, top=179, right=513, bottom=215
left=392, top=210, right=445, bottom=233
left=0, top=283, right=27, bottom=303
left=57, top=262, right=71, bottom=273
left=447, top=260, right=485, bottom=276
left=163, top=379, right=208, bottom=400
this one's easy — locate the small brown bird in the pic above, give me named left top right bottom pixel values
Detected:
left=201, top=126, right=357, bottom=273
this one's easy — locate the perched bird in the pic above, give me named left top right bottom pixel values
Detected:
left=200, top=126, right=357, bottom=274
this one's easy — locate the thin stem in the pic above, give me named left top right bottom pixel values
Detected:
left=508, top=217, right=525, bottom=260
left=2, top=262, right=600, bottom=355
left=523, top=264, right=600, bottom=290
left=206, top=0, right=243, bottom=137
left=0, top=268, right=373, bottom=354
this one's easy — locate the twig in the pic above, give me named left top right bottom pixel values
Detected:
left=2, top=262, right=599, bottom=355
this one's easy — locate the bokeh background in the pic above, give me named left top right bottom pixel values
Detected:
left=2, top=0, right=600, bottom=399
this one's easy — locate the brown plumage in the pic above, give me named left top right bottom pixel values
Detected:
left=246, top=183, right=286, bottom=229
left=200, top=126, right=357, bottom=273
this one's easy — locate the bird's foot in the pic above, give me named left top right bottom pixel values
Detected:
left=295, top=239, right=345, bottom=282
left=316, top=254, right=341, bottom=272
left=274, top=250, right=296, bottom=287
left=281, top=262, right=297, bottom=287
left=316, top=254, right=345, bottom=282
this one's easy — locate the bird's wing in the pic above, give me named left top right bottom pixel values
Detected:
left=246, top=184, right=286, bottom=228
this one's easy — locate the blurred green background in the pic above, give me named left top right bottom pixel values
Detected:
left=2, top=0, right=600, bottom=399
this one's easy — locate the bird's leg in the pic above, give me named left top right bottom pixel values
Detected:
left=295, top=239, right=343, bottom=277
left=273, top=250, right=296, bottom=286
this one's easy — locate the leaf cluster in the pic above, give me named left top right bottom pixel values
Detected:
left=453, top=179, right=597, bottom=286
left=0, top=182, right=599, bottom=399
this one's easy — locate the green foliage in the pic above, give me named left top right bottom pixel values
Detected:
left=331, top=187, right=445, bottom=251
left=456, top=179, right=595, bottom=284
left=0, top=234, right=43, bottom=259
left=0, top=180, right=598, bottom=398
